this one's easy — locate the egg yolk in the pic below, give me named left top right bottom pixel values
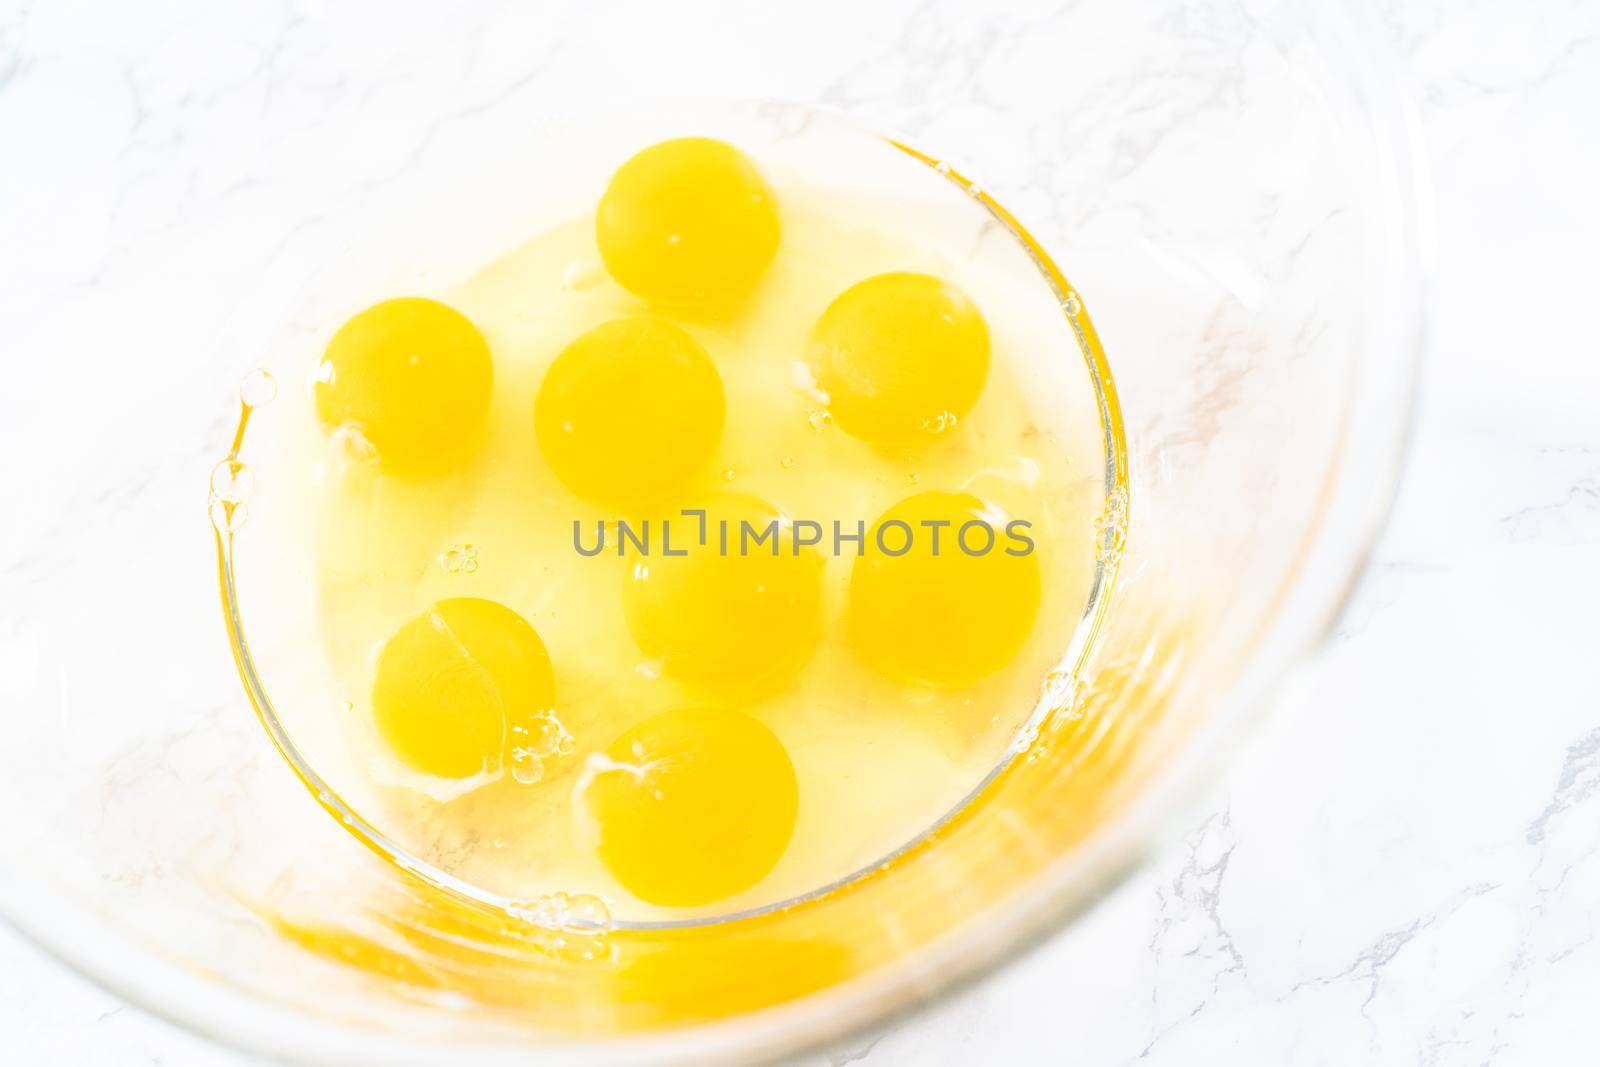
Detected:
left=848, top=491, right=1040, bottom=687
left=622, top=493, right=823, bottom=693
left=586, top=707, right=798, bottom=907
left=809, top=272, right=990, bottom=446
left=315, top=297, right=494, bottom=477
left=371, top=597, right=555, bottom=779
left=596, top=137, right=780, bottom=309
left=535, top=317, right=725, bottom=508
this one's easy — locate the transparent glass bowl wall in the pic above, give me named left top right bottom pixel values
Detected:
left=0, top=0, right=1425, bottom=1064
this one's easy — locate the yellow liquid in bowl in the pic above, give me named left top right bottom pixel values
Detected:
left=296, top=137, right=1102, bottom=923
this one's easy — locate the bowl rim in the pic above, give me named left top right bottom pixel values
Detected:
left=211, top=107, right=1133, bottom=934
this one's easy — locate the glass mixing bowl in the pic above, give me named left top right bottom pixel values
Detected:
left=0, top=0, right=1426, bottom=1062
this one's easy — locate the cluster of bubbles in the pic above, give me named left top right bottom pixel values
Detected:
left=208, top=458, right=254, bottom=535
left=511, top=889, right=611, bottom=930
left=208, top=370, right=277, bottom=537
left=439, top=543, right=480, bottom=574
left=1092, top=485, right=1130, bottom=569
left=505, top=891, right=613, bottom=962
left=507, top=710, right=577, bottom=785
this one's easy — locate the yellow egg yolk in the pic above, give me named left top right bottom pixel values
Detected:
left=585, top=707, right=798, bottom=907
left=315, top=297, right=493, bottom=477
left=848, top=491, right=1041, bottom=687
left=535, top=317, right=725, bottom=508
left=809, top=272, right=990, bottom=446
left=596, top=137, right=780, bottom=309
left=371, top=598, right=555, bottom=779
left=622, top=493, right=823, bottom=693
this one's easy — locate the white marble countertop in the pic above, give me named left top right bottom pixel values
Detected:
left=2, top=0, right=1597, bottom=1063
